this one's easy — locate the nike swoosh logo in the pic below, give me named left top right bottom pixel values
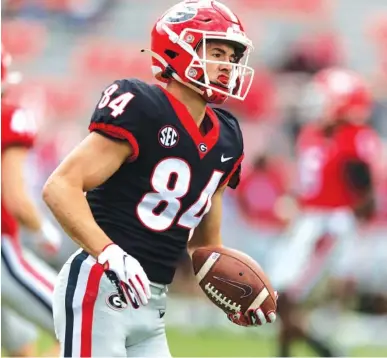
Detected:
left=221, top=155, right=233, bottom=162
left=213, top=276, right=253, bottom=298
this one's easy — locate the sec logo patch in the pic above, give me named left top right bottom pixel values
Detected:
left=159, top=126, right=179, bottom=148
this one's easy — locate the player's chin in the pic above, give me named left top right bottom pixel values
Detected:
left=210, top=81, right=229, bottom=90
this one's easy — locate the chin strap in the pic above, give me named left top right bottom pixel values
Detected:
left=141, top=48, right=205, bottom=96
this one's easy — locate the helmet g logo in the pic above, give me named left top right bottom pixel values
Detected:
left=163, top=4, right=197, bottom=23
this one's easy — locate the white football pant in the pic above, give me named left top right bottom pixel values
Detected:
left=1, top=235, right=57, bottom=334
left=268, top=208, right=357, bottom=301
left=1, top=308, right=38, bottom=354
left=332, top=223, right=387, bottom=295
left=53, top=248, right=171, bottom=357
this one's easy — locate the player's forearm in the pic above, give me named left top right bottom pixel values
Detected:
left=2, top=148, right=43, bottom=231
left=188, top=188, right=224, bottom=256
left=353, top=189, right=376, bottom=221
left=188, top=241, right=222, bottom=258
left=42, top=175, right=112, bottom=258
left=187, top=227, right=222, bottom=257
left=11, top=196, right=42, bottom=232
left=2, top=182, right=42, bottom=231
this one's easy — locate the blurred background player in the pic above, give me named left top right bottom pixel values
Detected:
left=269, top=67, right=381, bottom=356
left=1, top=45, right=61, bottom=357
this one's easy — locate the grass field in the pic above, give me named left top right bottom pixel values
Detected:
left=166, top=328, right=387, bottom=357
left=26, top=327, right=387, bottom=357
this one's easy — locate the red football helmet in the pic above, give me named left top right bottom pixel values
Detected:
left=1, top=44, right=22, bottom=87
left=146, top=0, right=255, bottom=104
left=300, top=67, right=372, bottom=124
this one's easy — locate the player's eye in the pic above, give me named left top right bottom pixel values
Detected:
left=230, top=55, right=238, bottom=63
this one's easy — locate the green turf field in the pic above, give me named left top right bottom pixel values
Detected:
left=22, top=327, right=387, bottom=357
left=166, top=328, right=387, bottom=357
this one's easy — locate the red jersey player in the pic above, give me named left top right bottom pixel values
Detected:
left=269, top=67, right=381, bottom=357
left=1, top=45, right=61, bottom=356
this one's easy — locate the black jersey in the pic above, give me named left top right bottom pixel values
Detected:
left=86, top=79, right=244, bottom=284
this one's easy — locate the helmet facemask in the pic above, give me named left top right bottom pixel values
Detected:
left=1, top=46, right=22, bottom=90
left=154, top=23, right=255, bottom=103
left=186, top=30, right=254, bottom=102
left=298, top=70, right=372, bottom=125
left=298, top=82, right=330, bottom=123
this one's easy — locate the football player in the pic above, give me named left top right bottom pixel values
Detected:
left=42, top=1, right=278, bottom=356
left=269, top=67, right=381, bottom=356
left=1, top=46, right=61, bottom=356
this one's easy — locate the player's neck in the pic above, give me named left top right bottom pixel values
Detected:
left=165, top=81, right=207, bottom=127
left=321, top=121, right=345, bottom=137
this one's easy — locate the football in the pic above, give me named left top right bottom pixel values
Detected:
left=192, top=246, right=276, bottom=315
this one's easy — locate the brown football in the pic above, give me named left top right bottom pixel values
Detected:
left=192, top=246, right=276, bottom=315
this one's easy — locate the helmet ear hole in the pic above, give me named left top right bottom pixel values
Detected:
left=161, top=65, right=176, bottom=80
left=164, top=49, right=179, bottom=59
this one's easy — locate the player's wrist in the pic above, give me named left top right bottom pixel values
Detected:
left=97, top=243, right=124, bottom=266
left=91, top=239, right=113, bottom=257
left=30, top=218, right=62, bottom=253
left=100, top=242, right=116, bottom=253
left=40, top=217, right=58, bottom=235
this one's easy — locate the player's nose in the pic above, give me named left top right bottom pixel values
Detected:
left=219, top=60, right=233, bottom=73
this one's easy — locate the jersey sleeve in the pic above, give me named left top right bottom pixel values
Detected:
left=353, top=127, right=383, bottom=184
left=353, top=127, right=381, bottom=164
left=215, top=108, right=244, bottom=189
left=88, top=79, right=147, bottom=161
left=342, top=126, right=382, bottom=192
left=221, top=153, right=244, bottom=189
left=1, top=106, right=36, bottom=149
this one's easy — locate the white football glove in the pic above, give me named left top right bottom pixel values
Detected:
left=227, top=291, right=278, bottom=327
left=97, top=244, right=151, bottom=308
left=33, top=219, right=62, bottom=255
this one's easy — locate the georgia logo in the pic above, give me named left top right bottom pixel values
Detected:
left=198, top=143, right=207, bottom=153
left=163, top=4, right=197, bottom=23
left=159, top=125, right=179, bottom=148
left=106, top=293, right=127, bottom=311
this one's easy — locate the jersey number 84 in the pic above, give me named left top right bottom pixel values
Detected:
left=137, top=158, right=224, bottom=231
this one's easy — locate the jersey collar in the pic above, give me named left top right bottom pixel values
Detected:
left=156, top=85, right=220, bottom=159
